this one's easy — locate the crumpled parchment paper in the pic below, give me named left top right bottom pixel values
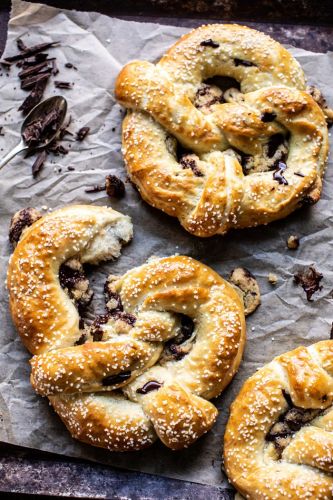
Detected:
left=0, top=0, right=332, bottom=488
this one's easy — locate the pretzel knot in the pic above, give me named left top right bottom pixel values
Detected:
left=224, top=340, right=333, bottom=499
left=7, top=205, right=245, bottom=451
left=115, top=24, right=329, bottom=237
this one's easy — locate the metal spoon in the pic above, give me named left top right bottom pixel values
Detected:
left=0, top=96, right=67, bottom=171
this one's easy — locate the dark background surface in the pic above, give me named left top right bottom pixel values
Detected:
left=0, top=1, right=332, bottom=498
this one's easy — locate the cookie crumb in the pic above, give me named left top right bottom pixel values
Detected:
left=268, top=273, right=278, bottom=284
left=287, top=235, right=299, bottom=250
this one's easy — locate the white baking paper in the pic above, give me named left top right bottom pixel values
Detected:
left=0, top=0, right=332, bottom=488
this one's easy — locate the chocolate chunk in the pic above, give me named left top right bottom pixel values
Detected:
left=32, top=150, right=47, bottom=178
left=294, top=266, right=323, bottom=301
left=261, top=111, right=277, bottom=122
left=200, top=39, right=219, bottom=48
left=67, top=166, right=75, bottom=171
left=9, top=207, right=42, bottom=246
left=0, top=127, right=4, bottom=136
left=54, top=81, right=73, bottom=89
left=18, top=60, right=49, bottom=79
left=180, top=154, right=203, bottom=177
left=18, top=78, right=48, bottom=115
left=51, top=59, right=59, bottom=76
left=65, top=62, right=77, bottom=70
left=47, top=143, right=68, bottom=155
left=330, top=322, right=333, bottom=340
left=273, top=161, right=288, bottom=185
left=20, top=71, right=51, bottom=91
left=76, top=126, right=90, bottom=141
left=105, top=175, right=125, bottom=198
left=23, top=108, right=61, bottom=148
left=136, top=381, right=163, bottom=394
left=4, top=41, right=59, bottom=63
left=234, top=58, right=256, bottom=67
left=17, top=38, right=28, bottom=52
left=102, top=371, right=131, bottom=386
left=294, top=172, right=305, bottom=178
left=85, top=184, right=106, bottom=194
left=74, top=333, right=86, bottom=346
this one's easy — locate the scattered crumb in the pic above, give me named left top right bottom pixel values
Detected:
left=268, top=273, right=278, bottom=284
left=287, top=235, right=300, bottom=250
left=294, top=266, right=323, bottom=301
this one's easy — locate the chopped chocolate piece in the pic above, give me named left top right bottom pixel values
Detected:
left=76, top=126, right=90, bottom=141
left=74, top=333, right=86, bottom=346
left=47, top=143, right=69, bottom=155
left=294, top=266, right=323, bottom=301
left=67, top=166, right=75, bottom=171
left=287, top=235, right=299, bottom=250
left=20, top=71, right=51, bottom=90
left=261, top=111, right=277, bottom=122
left=229, top=267, right=261, bottom=316
left=105, top=175, right=126, bottom=198
left=102, top=371, right=131, bottom=386
left=54, top=81, right=73, bottom=89
left=65, top=62, right=77, bottom=70
left=330, top=322, right=333, bottom=340
left=136, top=381, right=163, bottom=394
left=18, top=78, right=48, bottom=115
left=85, top=184, right=106, bottom=193
left=18, top=60, right=49, bottom=79
left=51, top=59, right=59, bottom=76
left=16, top=38, right=28, bottom=52
left=180, top=153, right=203, bottom=177
left=273, top=161, right=288, bottom=185
left=294, top=172, right=305, bottom=178
left=23, top=108, right=61, bottom=148
left=0, top=127, right=4, bottom=136
left=32, top=150, right=47, bottom=178
left=0, top=59, right=12, bottom=68
left=234, top=58, right=257, bottom=67
left=9, top=207, right=42, bottom=246
left=21, top=53, right=48, bottom=67
left=200, top=39, right=219, bottom=48
left=4, top=41, right=60, bottom=63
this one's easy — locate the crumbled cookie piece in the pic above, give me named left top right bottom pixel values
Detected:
left=306, top=85, right=333, bottom=127
left=9, top=207, right=42, bottom=246
left=294, top=266, right=323, bottom=301
left=229, top=267, right=261, bottom=315
left=194, top=83, right=224, bottom=113
left=59, top=258, right=93, bottom=311
left=268, top=273, right=278, bottom=284
left=287, top=235, right=300, bottom=250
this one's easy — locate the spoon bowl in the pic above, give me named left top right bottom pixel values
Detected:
left=0, top=95, right=68, bottom=171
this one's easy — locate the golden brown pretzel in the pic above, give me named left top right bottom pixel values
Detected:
left=7, top=205, right=246, bottom=451
left=115, top=24, right=329, bottom=237
left=224, top=341, right=333, bottom=499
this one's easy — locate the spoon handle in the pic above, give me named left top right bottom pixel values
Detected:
left=0, top=142, right=26, bottom=171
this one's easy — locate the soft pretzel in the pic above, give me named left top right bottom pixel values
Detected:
left=115, top=24, right=329, bottom=237
left=224, top=340, right=333, bottom=499
left=7, top=206, right=245, bottom=451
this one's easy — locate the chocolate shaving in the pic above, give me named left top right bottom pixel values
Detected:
left=294, top=266, right=323, bottom=301
left=21, top=53, right=48, bottom=67
left=18, top=78, right=48, bottom=115
left=76, top=126, right=90, bottom=141
left=74, top=333, right=87, bottom=346
left=18, top=60, right=50, bottom=79
left=4, top=41, right=60, bottom=63
left=54, top=81, right=73, bottom=89
left=200, top=39, right=219, bottom=48
left=0, top=127, right=4, bottom=136
left=273, top=161, right=288, bottom=185
left=17, top=38, right=28, bottom=52
left=31, top=150, right=47, bottom=178
left=47, top=143, right=68, bottom=155
left=65, top=62, right=77, bottom=70
left=51, top=59, right=59, bottom=76
left=23, top=108, right=61, bottom=147
left=85, top=184, right=106, bottom=193
left=294, top=172, right=305, bottom=178
left=21, top=71, right=51, bottom=91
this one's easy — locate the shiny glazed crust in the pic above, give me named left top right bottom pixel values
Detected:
left=115, top=24, right=329, bottom=237
left=7, top=207, right=245, bottom=451
left=224, top=341, right=333, bottom=499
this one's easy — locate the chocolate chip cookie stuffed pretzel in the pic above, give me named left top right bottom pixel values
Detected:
left=115, top=24, right=329, bottom=237
left=224, top=341, right=333, bottom=499
left=7, top=205, right=245, bottom=451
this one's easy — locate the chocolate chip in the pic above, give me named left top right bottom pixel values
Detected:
left=136, top=381, right=163, bottom=394
left=261, top=111, right=277, bottom=122
left=4, top=41, right=59, bottom=63
left=54, top=81, right=73, bottom=89
left=273, top=161, right=288, bottom=185
left=102, top=371, right=131, bottom=386
left=90, top=314, right=110, bottom=342
left=74, top=333, right=86, bottom=346
left=234, top=58, right=256, bottom=67
left=76, top=126, right=90, bottom=141
left=294, top=266, right=323, bottom=301
left=200, top=39, right=219, bottom=48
